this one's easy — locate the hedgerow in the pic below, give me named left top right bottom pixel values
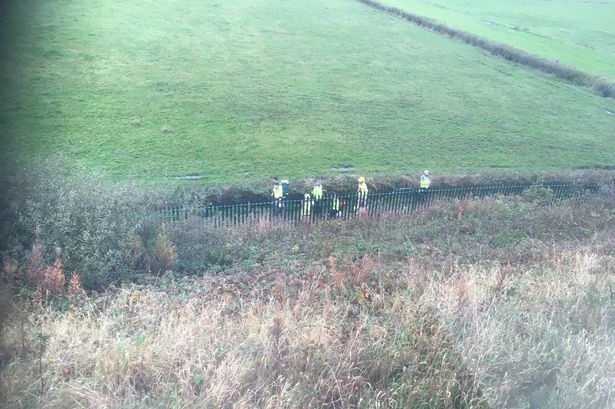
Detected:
left=1, top=163, right=613, bottom=290
left=357, top=0, right=615, bottom=99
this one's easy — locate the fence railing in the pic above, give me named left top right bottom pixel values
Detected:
left=161, top=182, right=610, bottom=227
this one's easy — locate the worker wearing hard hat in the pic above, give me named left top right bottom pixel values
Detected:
left=271, top=177, right=284, bottom=215
left=417, top=170, right=431, bottom=207
left=312, top=181, right=323, bottom=200
left=357, top=176, right=369, bottom=209
left=420, top=170, right=431, bottom=190
left=272, top=177, right=283, bottom=198
left=312, top=181, right=323, bottom=216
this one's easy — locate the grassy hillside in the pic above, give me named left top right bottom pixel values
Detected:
left=1, top=0, right=614, bottom=183
left=381, top=0, right=615, bottom=81
left=1, top=188, right=614, bottom=407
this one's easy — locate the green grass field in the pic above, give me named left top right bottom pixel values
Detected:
left=1, top=0, right=614, bottom=183
left=382, top=0, right=615, bottom=81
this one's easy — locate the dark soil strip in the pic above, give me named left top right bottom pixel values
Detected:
left=356, top=0, right=615, bottom=98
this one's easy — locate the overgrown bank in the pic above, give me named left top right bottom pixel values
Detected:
left=168, top=168, right=615, bottom=204
left=1, top=164, right=614, bottom=289
left=1, top=180, right=614, bottom=407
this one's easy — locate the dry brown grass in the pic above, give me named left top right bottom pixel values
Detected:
left=1, top=187, right=613, bottom=408
left=1, top=240, right=614, bottom=408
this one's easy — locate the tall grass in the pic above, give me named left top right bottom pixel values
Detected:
left=2, top=163, right=613, bottom=288
left=429, top=251, right=615, bottom=408
left=1, top=239, right=613, bottom=407
left=1, top=174, right=613, bottom=407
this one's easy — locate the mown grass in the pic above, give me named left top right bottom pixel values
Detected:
left=358, top=0, right=615, bottom=98
left=1, top=189, right=614, bottom=408
left=380, top=0, right=615, bottom=82
left=1, top=0, right=614, bottom=183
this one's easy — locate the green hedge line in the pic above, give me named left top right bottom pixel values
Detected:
left=165, top=169, right=615, bottom=204
left=356, top=0, right=615, bottom=98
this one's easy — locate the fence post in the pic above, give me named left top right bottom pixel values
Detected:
left=160, top=179, right=609, bottom=228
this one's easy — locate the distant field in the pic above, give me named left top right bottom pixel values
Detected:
left=382, top=0, right=615, bottom=81
left=1, top=0, right=614, bottom=183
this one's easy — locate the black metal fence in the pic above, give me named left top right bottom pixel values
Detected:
left=161, top=182, right=610, bottom=227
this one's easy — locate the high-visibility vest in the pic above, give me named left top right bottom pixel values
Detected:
left=302, top=199, right=312, bottom=216
left=420, top=175, right=431, bottom=189
left=273, top=184, right=283, bottom=199
left=312, top=185, right=323, bottom=200
left=332, top=198, right=340, bottom=211
left=358, top=182, right=368, bottom=195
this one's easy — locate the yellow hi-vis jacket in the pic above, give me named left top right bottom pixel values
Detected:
left=420, top=175, right=431, bottom=189
left=312, top=185, right=323, bottom=200
left=358, top=182, right=368, bottom=195
left=272, top=184, right=284, bottom=199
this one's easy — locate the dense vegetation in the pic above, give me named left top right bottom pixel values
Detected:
left=1, top=0, right=614, bottom=406
left=1, top=0, right=614, bottom=183
left=1, top=166, right=614, bottom=408
left=1, top=164, right=613, bottom=288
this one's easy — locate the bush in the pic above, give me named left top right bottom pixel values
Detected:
left=1, top=165, right=613, bottom=407
left=592, top=79, right=615, bottom=98
left=121, top=169, right=615, bottom=204
left=2, top=161, right=613, bottom=290
left=522, top=185, right=555, bottom=206
left=1, top=228, right=613, bottom=408
left=0, top=162, right=170, bottom=289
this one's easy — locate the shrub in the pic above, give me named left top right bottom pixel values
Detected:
left=2, top=161, right=613, bottom=289
left=130, top=225, right=178, bottom=276
left=0, top=162, right=170, bottom=289
left=522, top=185, right=555, bottom=206
left=1, top=238, right=613, bottom=408
left=0, top=167, right=613, bottom=407
left=592, top=79, right=615, bottom=98
left=34, top=256, right=66, bottom=302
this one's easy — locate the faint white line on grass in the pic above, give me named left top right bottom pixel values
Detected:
left=174, top=175, right=204, bottom=180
